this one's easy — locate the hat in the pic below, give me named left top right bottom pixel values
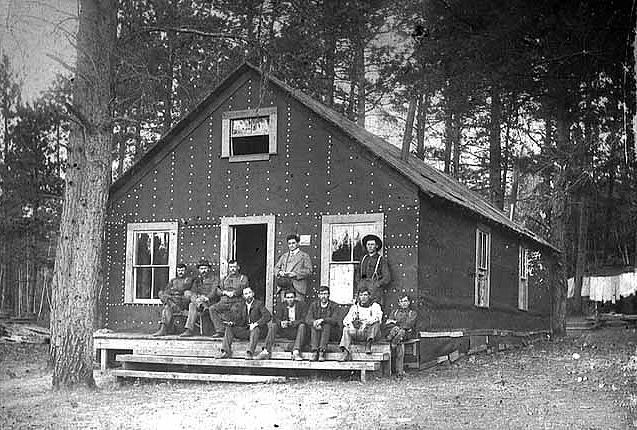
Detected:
left=197, top=259, right=211, bottom=268
left=362, top=234, right=382, bottom=250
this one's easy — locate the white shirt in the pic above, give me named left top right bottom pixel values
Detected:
left=343, top=302, right=383, bottom=327
left=288, top=305, right=296, bottom=321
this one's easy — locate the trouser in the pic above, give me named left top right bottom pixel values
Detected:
left=309, top=322, right=340, bottom=352
left=221, top=325, right=263, bottom=354
left=265, top=321, right=307, bottom=352
left=385, top=326, right=409, bottom=346
left=392, top=343, right=405, bottom=374
left=339, top=322, right=381, bottom=351
left=209, top=296, right=243, bottom=334
left=159, top=295, right=189, bottom=329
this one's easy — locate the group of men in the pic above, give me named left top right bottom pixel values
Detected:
left=153, top=233, right=416, bottom=376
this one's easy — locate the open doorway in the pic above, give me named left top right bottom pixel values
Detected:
left=233, top=224, right=267, bottom=301
left=220, top=215, right=276, bottom=310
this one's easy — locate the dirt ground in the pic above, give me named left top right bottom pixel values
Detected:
left=1, top=327, right=636, bottom=430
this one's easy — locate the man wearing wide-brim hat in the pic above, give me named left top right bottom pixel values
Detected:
left=356, top=234, right=391, bottom=306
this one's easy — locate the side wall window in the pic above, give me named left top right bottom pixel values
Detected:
left=221, top=107, right=277, bottom=162
left=518, top=246, right=529, bottom=310
left=321, top=213, right=384, bottom=305
left=124, top=222, right=178, bottom=304
left=475, top=227, right=491, bottom=307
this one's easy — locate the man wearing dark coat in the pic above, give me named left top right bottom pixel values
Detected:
left=305, top=285, right=342, bottom=361
left=264, top=289, right=307, bottom=360
left=218, top=286, right=271, bottom=360
left=209, top=260, right=249, bottom=337
left=385, top=295, right=418, bottom=377
left=356, top=234, right=391, bottom=306
left=153, top=263, right=194, bottom=336
left=179, top=259, right=220, bottom=337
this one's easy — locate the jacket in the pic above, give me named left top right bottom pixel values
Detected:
left=274, top=249, right=313, bottom=295
left=232, top=299, right=271, bottom=328
left=305, top=300, right=342, bottom=327
left=272, top=301, right=307, bottom=327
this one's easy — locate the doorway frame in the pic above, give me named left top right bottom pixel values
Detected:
left=220, top=215, right=276, bottom=310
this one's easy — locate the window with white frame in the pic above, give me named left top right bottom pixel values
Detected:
left=474, top=228, right=491, bottom=307
left=221, top=107, right=277, bottom=162
left=124, top=222, right=178, bottom=304
left=518, top=246, right=529, bottom=310
left=320, top=213, right=384, bottom=305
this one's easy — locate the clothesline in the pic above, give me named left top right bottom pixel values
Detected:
left=567, top=270, right=637, bottom=303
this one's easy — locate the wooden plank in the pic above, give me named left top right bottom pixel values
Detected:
left=116, top=354, right=380, bottom=371
left=112, top=369, right=286, bottom=383
left=132, top=348, right=388, bottom=362
left=419, top=331, right=464, bottom=338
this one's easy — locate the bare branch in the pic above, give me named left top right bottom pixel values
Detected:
left=142, top=26, right=249, bottom=42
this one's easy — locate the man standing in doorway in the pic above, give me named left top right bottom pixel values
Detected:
left=153, top=263, right=194, bottom=336
left=209, top=260, right=249, bottom=337
left=356, top=234, right=391, bottom=306
left=275, top=234, right=313, bottom=302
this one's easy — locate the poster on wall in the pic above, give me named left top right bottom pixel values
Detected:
left=329, top=263, right=355, bottom=305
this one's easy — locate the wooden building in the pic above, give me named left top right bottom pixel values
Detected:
left=101, top=62, right=557, bottom=337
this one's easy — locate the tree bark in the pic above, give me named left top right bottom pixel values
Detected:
left=451, top=115, right=461, bottom=179
left=443, top=107, right=453, bottom=174
left=508, top=156, right=520, bottom=221
left=549, top=99, right=569, bottom=337
left=489, top=85, right=504, bottom=210
left=355, top=36, right=365, bottom=127
left=51, top=0, right=116, bottom=389
left=572, top=197, right=588, bottom=314
left=415, top=93, right=427, bottom=160
left=401, top=97, right=417, bottom=160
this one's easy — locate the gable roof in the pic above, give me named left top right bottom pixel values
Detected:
left=111, top=62, right=557, bottom=252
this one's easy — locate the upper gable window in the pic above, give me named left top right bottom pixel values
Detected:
left=222, top=107, right=277, bottom=162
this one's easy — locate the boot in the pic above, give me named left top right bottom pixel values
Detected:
left=318, top=349, right=326, bottom=362
left=152, top=324, right=168, bottom=336
left=311, top=350, right=319, bottom=361
left=179, top=328, right=195, bottom=337
left=365, top=340, right=373, bottom=354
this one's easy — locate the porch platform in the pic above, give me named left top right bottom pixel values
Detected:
left=94, top=331, right=392, bottom=383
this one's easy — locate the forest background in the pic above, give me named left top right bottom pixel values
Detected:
left=0, top=0, right=635, bottom=325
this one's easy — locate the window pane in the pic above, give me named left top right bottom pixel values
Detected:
left=153, top=267, right=169, bottom=299
left=135, top=233, right=151, bottom=265
left=231, top=116, right=269, bottom=136
left=135, top=267, right=152, bottom=299
left=331, top=225, right=352, bottom=262
left=232, top=135, right=269, bottom=155
left=153, top=232, right=169, bottom=265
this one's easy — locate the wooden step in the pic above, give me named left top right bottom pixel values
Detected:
left=116, top=354, right=380, bottom=371
left=112, top=369, right=286, bottom=383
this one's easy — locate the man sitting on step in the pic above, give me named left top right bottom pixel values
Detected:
left=339, top=288, right=383, bottom=361
left=208, top=260, right=249, bottom=337
left=153, top=263, right=195, bottom=336
left=218, top=286, right=271, bottom=360
left=180, top=259, right=221, bottom=337
left=264, top=289, right=308, bottom=361
left=305, top=285, right=342, bottom=361
left=384, top=294, right=418, bottom=378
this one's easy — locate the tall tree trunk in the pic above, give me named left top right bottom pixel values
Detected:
left=51, top=0, right=116, bottom=388
left=549, top=99, right=569, bottom=337
left=573, top=197, right=588, bottom=314
left=401, top=97, right=417, bottom=160
left=443, top=108, right=453, bottom=174
left=415, top=92, right=427, bottom=160
left=489, top=85, right=503, bottom=210
left=163, top=33, right=174, bottom=133
left=451, top=115, right=461, bottom=179
left=355, top=36, right=365, bottom=127
left=509, top=156, right=520, bottom=221
left=324, top=33, right=336, bottom=107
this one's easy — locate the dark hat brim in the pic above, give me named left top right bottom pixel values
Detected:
left=361, top=234, right=382, bottom=250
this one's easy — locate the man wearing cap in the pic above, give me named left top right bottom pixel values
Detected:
left=153, top=263, right=195, bottom=336
left=275, top=234, right=313, bottom=303
left=356, top=234, right=391, bottom=306
left=209, top=260, right=249, bottom=337
left=305, top=285, right=342, bottom=361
